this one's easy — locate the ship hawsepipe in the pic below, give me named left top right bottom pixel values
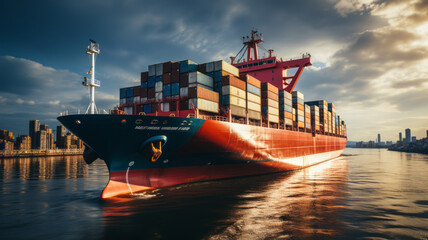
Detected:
left=58, top=114, right=347, bottom=198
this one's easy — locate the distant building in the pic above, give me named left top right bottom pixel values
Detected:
left=0, top=129, right=14, bottom=141
left=412, top=136, right=416, bottom=143
left=36, top=130, right=47, bottom=150
left=377, top=134, right=381, bottom=143
left=29, top=120, right=40, bottom=149
left=399, top=132, right=402, bottom=142
left=56, top=125, right=67, bottom=148
left=40, top=124, right=49, bottom=131
left=386, top=141, right=393, bottom=146
left=0, top=139, right=14, bottom=151
left=15, top=135, right=31, bottom=150
left=426, top=130, right=428, bottom=139
left=405, top=128, right=411, bottom=143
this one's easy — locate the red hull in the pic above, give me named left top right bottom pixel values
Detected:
left=101, top=120, right=346, bottom=198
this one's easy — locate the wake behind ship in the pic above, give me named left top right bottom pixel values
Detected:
left=58, top=31, right=347, bottom=198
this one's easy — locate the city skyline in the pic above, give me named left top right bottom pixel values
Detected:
left=1, top=0, right=428, bottom=141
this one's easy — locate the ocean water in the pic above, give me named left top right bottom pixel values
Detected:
left=0, top=148, right=427, bottom=239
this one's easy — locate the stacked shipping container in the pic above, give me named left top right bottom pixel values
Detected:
left=279, top=90, right=293, bottom=127
left=119, top=58, right=347, bottom=137
left=292, top=91, right=305, bottom=129
left=261, top=82, right=279, bottom=125
left=241, top=74, right=262, bottom=123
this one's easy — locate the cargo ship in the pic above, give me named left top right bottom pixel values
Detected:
left=58, top=31, right=347, bottom=198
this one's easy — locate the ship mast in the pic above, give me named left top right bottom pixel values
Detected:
left=83, top=40, right=101, bottom=114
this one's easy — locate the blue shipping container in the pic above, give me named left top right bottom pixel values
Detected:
left=180, top=60, right=198, bottom=73
left=156, top=76, right=163, bottom=82
left=148, top=76, right=155, bottom=88
left=247, top=83, right=261, bottom=96
left=120, top=88, right=126, bottom=98
left=163, top=84, right=171, bottom=97
left=143, top=104, right=152, bottom=114
left=280, top=104, right=293, bottom=113
left=171, top=83, right=179, bottom=96
left=126, top=97, right=133, bottom=103
left=126, top=87, right=133, bottom=98
left=141, top=82, right=148, bottom=88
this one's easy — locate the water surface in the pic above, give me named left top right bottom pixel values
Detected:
left=0, top=149, right=427, bottom=239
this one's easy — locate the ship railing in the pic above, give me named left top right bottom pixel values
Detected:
left=282, top=53, right=311, bottom=61
left=199, top=115, right=228, bottom=122
left=59, top=109, right=109, bottom=116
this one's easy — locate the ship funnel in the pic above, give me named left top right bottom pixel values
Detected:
left=268, top=49, right=274, bottom=57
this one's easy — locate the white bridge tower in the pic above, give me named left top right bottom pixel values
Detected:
left=83, top=40, right=101, bottom=114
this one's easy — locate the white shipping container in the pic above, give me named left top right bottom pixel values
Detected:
left=133, top=96, right=140, bottom=103
left=188, top=72, right=213, bottom=88
left=161, top=102, right=170, bottom=112
left=225, top=95, right=246, bottom=108
left=188, top=83, right=213, bottom=91
left=124, top=106, right=133, bottom=115
left=222, top=85, right=246, bottom=99
left=247, top=101, right=261, bottom=112
left=141, top=97, right=148, bottom=101
left=155, top=92, right=163, bottom=100
left=292, top=91, right=304, bottom=99
left=206, top=62, right=214, bottom=72
left=180, top=87, right=188, bottom=97
left=214, top=60, right=239, bottom=77
left=298, top=109, right=304, bottom=116
left=247, top=92, right=261, bottom=104
left=269, top=107, right=279, bottom=116
left=285, top=118, right=293, bottom=125
left=282, top=91, right=292, bottom=100
left=267, top=98, right=278, bottom=108
left=155, top=63, right=163, bottom=76
left=148, top=64, right=156, bottom=76
left=155, top=81, right=163, bottom=92
left=189, top=98, right=219, bottom=113
left=268, top=114, right=279, bottom=123
left=120, top=98, right=126, bottom=105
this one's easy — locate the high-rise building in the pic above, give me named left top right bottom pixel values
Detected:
left=29, top=120, right=40, bottom=149
left=412, top=136, right=416, bottom=143
left=399, top=132, right=402, bottom=142
left=377, top=134, right=381, bottom=143
left=56, top=125, right=67, bottom=148
left=426, top=130, right=428, bottom=139
left=36, top=130, right=47, bottom=150
left=405, top=128, right=411, bottom=143
left=40, top=124, right=49, bottom=131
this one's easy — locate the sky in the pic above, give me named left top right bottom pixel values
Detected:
left=0, top=0, right=427, bottom=142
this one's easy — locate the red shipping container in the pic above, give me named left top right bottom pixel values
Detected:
left=140, top=88, right=148, bottom=98
left=179, top=100, right=189, bottom=110
left=141, top=71, right=148, bottom=83
left=240, top=74, right=261, bottom=88
left=188, top=86, right=219, bottom=102
left=163, top=61, right=173, bottom=74
left=180, top=73, right=189, bottom=87
left=133, top=86, right=141, bottom=97
left=221, top=75, right=246, bottom=90
left=170, top=101, right=178, bottom=111
left=151, top=103, right=159, bottom=113
left=261, top=82, right=278, bottom=95
left=163, top=73, right=171, bottom=84
left=148, top=88, right=155, bottom=98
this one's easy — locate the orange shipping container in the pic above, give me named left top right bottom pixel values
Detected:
left=188, top=86, right=219, bottom=103
left=240, top=74, right=261, bottom=88
left=221, top=75, right=246, bottom=90
left=261, top=90, right=279, bottom=101
left=261, top=82, right=278, bottom=95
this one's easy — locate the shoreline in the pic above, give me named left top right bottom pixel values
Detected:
left=0, top=149, right=84, bottom=158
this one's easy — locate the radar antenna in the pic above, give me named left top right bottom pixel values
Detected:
left=82, top=40, right=101, bottom=114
